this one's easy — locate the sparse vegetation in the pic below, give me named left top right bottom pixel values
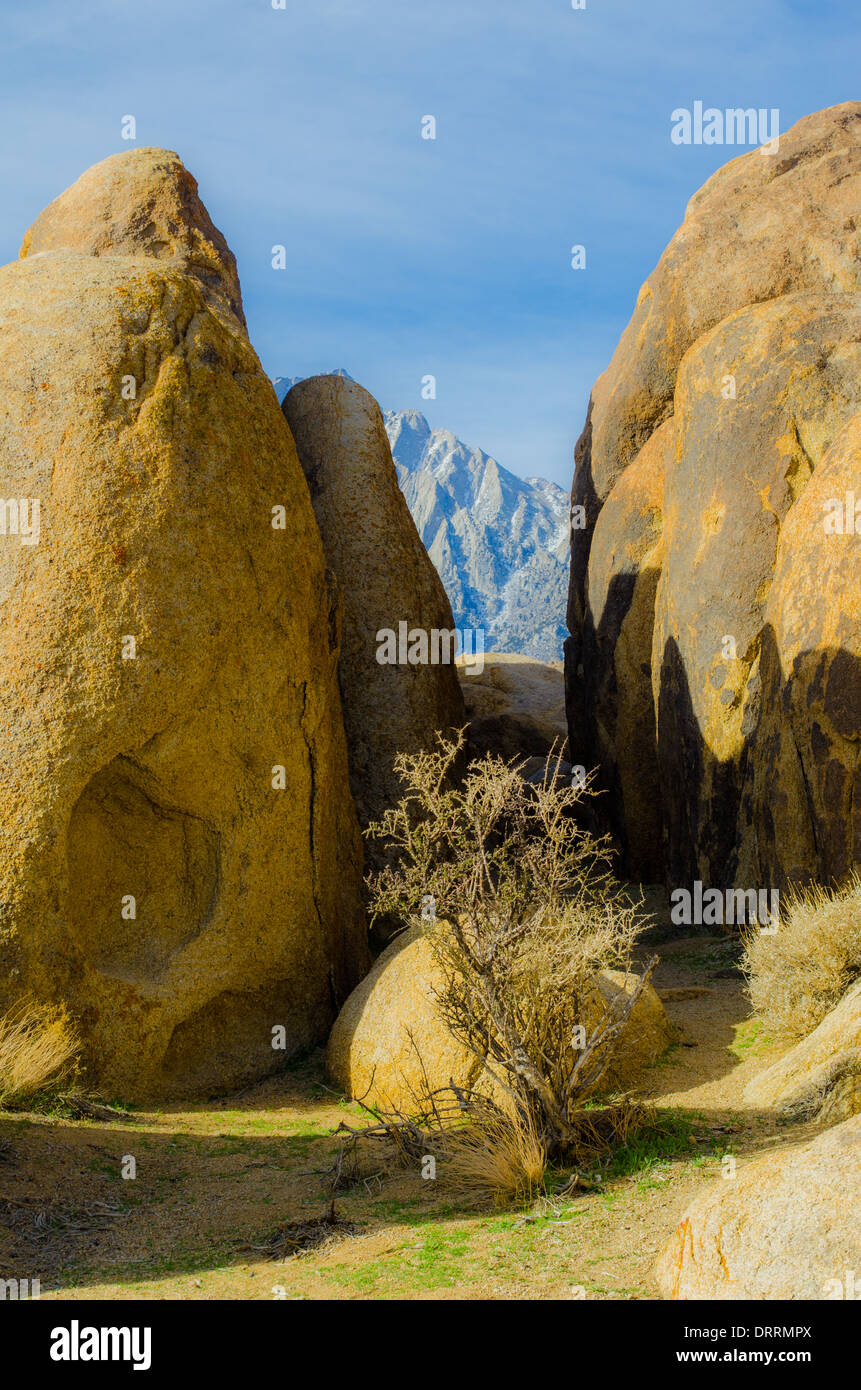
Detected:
left=365, top=733, right=657, bottom=1171
left=437, top=1106, right=547, bottom=1207
left=334, top=1089, right=551, bottom=1208
left=0, top=943, right=779, bottom=1303
left=743, top=873, right=861, bottom=1045
left=0, top=1002, right=80, bottom=1109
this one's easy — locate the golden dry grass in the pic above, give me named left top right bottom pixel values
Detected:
left=436, top=1108, right=547, bottom=1208
left=743, top=873, right=861, bottom=1044
left=0, top=1002, right=80, bottom=1108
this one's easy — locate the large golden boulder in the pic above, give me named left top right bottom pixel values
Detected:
left=656, top=1115, right=861, bottom=1299
left=0, top=151, right=368, bottom=1099
left=652, top=293, right=861, bottom=886
left=565, top=104, right=861, bottom=888
left=19, top=146, right=245, bottom=330
left=327, top=926, right=483, bottom=1112
left=744, top=980, right=861, bottom=1125
left=327, top=925, right=672, bottom=1112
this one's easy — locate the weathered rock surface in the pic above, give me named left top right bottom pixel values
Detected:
left=565, top=103, right=861, bottom=888
left=0, top=152, right=368, bottom=1099
left=653, top=293, right=861, bottom=887
left=594, top=969, right=676, bottom=1087
left=283, top=376, right=465, bottom=843
left=458, top=652, right=568, bottom=761
left=744, top=412, right=861, bottom=887
left=20, top=147, right=245, bottom=331
left=585, top=420, right=671, bottom=878
left=570, top=103, right=861, bottom=529
left=744, top=980, right=861, bottom=1124
left=655, top=1114, right=861, bottom=1299
left=328, top=924, right=672, bottom=1111
left=327, top=925, right=483, bottom=1112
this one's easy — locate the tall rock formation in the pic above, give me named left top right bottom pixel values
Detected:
left=20, top=146, right=246, bottom=332
left=274, top=377, right=570, bottom=663
left=566, top=103, right=861, bottom=890
left=282, top=376, right=465, bottom=848
left=0, top=149, right=368, bottom=1099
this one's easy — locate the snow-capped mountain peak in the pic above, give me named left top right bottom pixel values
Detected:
left=273, top=367, right=354, bottom=401
left=384, top=410, right=569, bottom=660
left=274, top=372, right=568, bottom=660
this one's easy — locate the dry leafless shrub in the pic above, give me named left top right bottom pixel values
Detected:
left=332, top=1084, right=649, bottom=1208
left=0, top=1002, right=80, bottom=1109
left=331, top=1087, right=545, bottom=1208
left=365, top=732, right=657, bottom=1162
left=743, top=872, right=861, bottom=1045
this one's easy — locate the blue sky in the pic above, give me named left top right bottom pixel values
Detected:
left=0, top=0, right=858, bottom=485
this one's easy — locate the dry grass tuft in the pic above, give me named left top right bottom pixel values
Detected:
left=436, top=1107, right=547, bottom=1208
left=743, top=873, right=861, bottom=1045
left=333, top=1085, right=650, bottom=1210
left=0, top=1003, right=80, bottom=1109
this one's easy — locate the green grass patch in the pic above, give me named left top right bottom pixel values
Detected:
left=601, top=1109, right=698, bottom=1180
left=677, top=938, right=744, bottom=974
left=730, top=1018, right=773, bottom=1060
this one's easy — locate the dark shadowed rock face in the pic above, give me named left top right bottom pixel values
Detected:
left=583, top=418, right=671, bottom=879
left=282, top=375, right=465, bottom=856
left=565, top=102, right=861, bottom=891
left=744, top=413, right=861, bottom=888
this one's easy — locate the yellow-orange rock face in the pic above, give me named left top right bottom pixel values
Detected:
left=20, top=147, right=245, bottom=330
left=653, top=293, right=861, bottom=886
left=743, top=980, right=861, bottom=1125
left=0, top=153, right=368, bottom=1099
left=655, top=1115, right=861, bottom=1299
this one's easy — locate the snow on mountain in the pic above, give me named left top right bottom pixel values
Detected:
left=273, top=367, right=354, bottom=401
left=275, top=372, right=569, bottom=661
left=385, top=411, right=568, bottom=661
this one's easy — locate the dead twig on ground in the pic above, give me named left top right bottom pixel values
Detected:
left=241, top=1199, right=361, bottom=1260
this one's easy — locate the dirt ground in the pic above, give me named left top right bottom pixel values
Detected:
left=0, top=934, right=816, bottom=1301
